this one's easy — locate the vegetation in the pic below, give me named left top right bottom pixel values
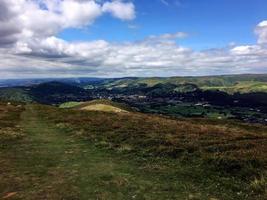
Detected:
left=1, top=101, right=266, bottom=199
left=0, top=88, right=33, bottom=103
left=59, top=101, right=83, bottom=108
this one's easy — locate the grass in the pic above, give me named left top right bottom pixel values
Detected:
left=44, top=104, right=267, bottom=198
left=59, top=101, right=83, bottom=108
left=0, top=102, right=267, bottom=199
left=80, top=104, right=129, bottom=113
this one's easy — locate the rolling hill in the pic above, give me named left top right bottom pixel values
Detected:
left=1, top=75, right=267, bottom=125
left=86, top=74, right=267, bottom=94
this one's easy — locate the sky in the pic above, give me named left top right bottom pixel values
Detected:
left=0, top=0, right=267, bottom=78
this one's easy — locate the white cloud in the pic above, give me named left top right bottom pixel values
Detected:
left=0, top=0, right=135, bottom=45
left=0, top=1, right=266, bottom=78
left=230, top=45, right=267, bottom=56
left=255, top=20, right=267, bottom=44
left=4, top=32, right=266, bottom=77
left=102, top=0, right=135, bottom=20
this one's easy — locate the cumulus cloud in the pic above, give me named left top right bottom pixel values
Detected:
left=0, top=0, right=22, bottom=45
left=0, top=0, right=135, bottom=45
left=102, top=0, right=135, bottom=20
left=4, top=32, right=267, bottom=78
left=255, top=20, right=267, bottom=44
left=0, top=1, right=266, bottom=78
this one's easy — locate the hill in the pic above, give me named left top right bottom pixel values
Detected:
left=0, top=101, right=266, bottom=199
left=87, top=74, right=267, bottom=94
left=0, top=77, right=106, bottom=88
left=0, top=82, right=93, bottom=105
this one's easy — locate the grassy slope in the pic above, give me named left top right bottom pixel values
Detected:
left=80, top=104, right=129, bottom=113
left=201, top=81, right=267, bottom=94
left=0, top=102, right=267, bottom=199
left=60, top=99, right=135, bottom=113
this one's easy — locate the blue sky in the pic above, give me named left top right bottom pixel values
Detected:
left=59, top=0, right=267, bottom=50
left=0, top=0, right=267, bottom=78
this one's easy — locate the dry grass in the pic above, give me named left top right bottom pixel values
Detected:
left=38, top=104, right=267, bottom=179
left=80, top=104, right=129, bottom=113
left=0, top=102, right=25, bottom=143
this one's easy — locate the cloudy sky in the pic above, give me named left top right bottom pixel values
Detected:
left=0, top=0, right=267, bottom=78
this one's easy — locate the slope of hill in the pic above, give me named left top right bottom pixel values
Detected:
left=0, top=101, right=266, bottom=199
left=0, top=82, right=93, bottom=105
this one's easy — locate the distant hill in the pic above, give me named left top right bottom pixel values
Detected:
left=0, top=77, right=106, bottom=88
left=1, top=74, right=267, bottom=109
left=87, top=74, right=267, bottom=94
left=29, top=82, right=93, bottom=105
left=2, top=74, right=267, bottom=94
left=0, top=82, right=92, bottom=105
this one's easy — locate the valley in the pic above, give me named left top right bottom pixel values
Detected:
left=2, top=74, right=267, bottom=124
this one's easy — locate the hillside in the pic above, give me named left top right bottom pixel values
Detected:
left=0, top=101, right=266, bottom=199
left=87, top=74, right=267, bottom=94
left=0, top=82, right=93, bottom=105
